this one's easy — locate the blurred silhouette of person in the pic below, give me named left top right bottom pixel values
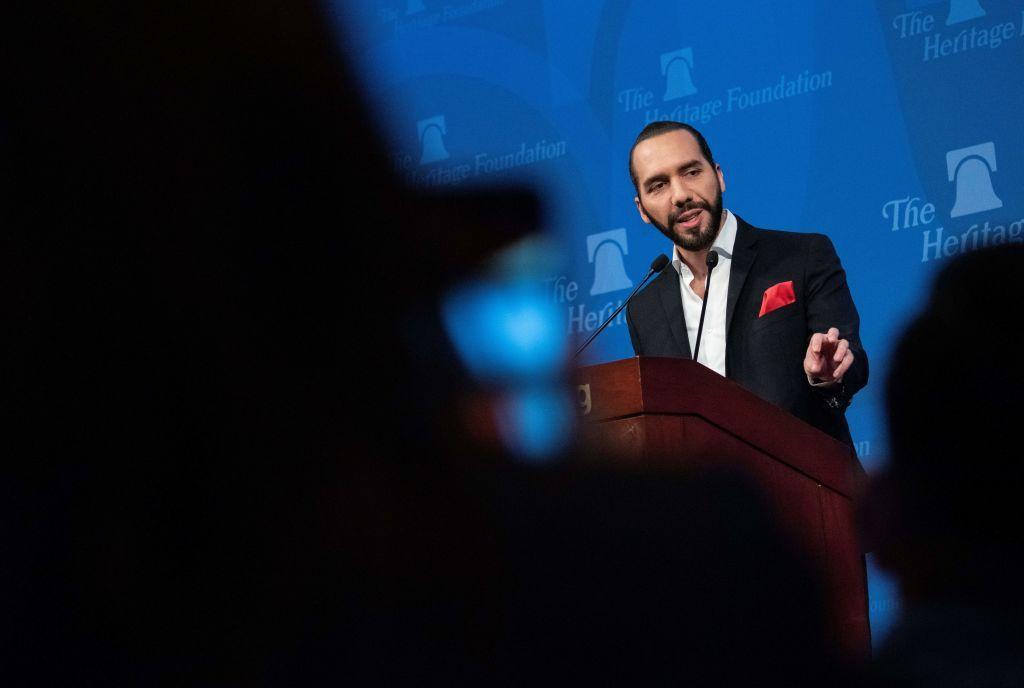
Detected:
left=2, top=2, right=842, bottom=685
left=864, top=245, right=1024, bottom=687
left=1, top=1, right=528, bottom=683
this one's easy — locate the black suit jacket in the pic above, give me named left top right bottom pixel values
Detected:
left=626, top=216, right=868, bottom=445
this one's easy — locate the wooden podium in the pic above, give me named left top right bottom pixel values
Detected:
left=575, top=356, right=870, bottom=658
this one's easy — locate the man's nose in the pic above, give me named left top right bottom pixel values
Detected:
left=670, top=178, right=692, bottom=206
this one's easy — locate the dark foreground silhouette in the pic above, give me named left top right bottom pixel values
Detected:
left=864, top=245, right=1024, bottom=687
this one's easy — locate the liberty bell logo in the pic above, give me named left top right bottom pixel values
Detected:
left=946, top=0, right=985, bottom=25
left=417, top=115, right=450, bottom=166
left=587, top=229, right=633, bottom=296
left=661, top=48, right=697, bottom=101
left=946, top=142, right=1002, bottom=218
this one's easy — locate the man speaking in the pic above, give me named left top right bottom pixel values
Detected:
left=625, top=121, right=867, bottom=445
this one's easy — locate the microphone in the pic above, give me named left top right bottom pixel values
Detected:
left=572, top=253, right=670, bottom=360
left=691, top=250, right=719, bottom=363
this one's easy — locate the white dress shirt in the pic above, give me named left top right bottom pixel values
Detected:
left=671, top=209, right=737, bottom=377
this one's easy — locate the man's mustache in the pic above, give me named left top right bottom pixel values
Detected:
left=669, top=201, right=710, bottom=225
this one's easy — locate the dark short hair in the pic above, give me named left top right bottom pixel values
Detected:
left=628, top=121, right=715, bottom=193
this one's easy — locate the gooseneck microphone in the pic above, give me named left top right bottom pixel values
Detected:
left=691, top=250, right=719, bottom=363
left=572, top=253, right=670, bottom=360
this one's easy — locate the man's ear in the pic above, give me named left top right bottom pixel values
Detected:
left=634, top=196, right=652, bottom=225
left=716, top=163, right=726, bottom=194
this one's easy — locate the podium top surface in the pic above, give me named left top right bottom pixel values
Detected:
left=576, top=357, right=863, bottom=498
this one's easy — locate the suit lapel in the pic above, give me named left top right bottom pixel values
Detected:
left=726, top=216, right=758, bottom=338
left=654, top=265, right=691, bottom=359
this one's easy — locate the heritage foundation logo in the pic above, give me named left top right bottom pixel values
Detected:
left=586, top=229, right=633, bottom=296
left=890, top=0, right=1022, bottom=63
left=946, top=142, right=1002, bottom=218
left=618, top=47, right=832, bottom=125
left=882, top=140, right=1022, bottom=262
left=544, top=230, right=637, bottom=337
left=417, top=115, right=450, bottom=165
left=661, top=48, right=697, bottom=101
left=397, top=118, right=567, bottom=187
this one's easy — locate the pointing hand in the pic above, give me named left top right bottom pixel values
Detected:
left=804, top=327, right=854, bottom=385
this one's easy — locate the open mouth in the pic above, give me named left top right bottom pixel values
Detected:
left=676, top=208, right=703, bottom=230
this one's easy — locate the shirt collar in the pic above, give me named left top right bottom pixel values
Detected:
left=672, top=209, right=737, bottom=278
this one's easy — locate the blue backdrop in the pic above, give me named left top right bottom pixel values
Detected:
left=330, top=0, right=1023, bottom=645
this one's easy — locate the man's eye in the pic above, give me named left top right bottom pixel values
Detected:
left=687, top=169, right=701, bottom=176
left=649, top=182, right=664, bottom=192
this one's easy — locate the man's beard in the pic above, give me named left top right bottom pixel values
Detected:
left=645, top=186, right=723, bottom=252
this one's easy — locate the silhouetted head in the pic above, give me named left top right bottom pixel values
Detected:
left=879, top=244, right=1024, bottom=604
left=2, top=1, right=538, bottom=683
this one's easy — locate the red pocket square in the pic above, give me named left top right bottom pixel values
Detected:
left=758, top=281, right=796, bottom=317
